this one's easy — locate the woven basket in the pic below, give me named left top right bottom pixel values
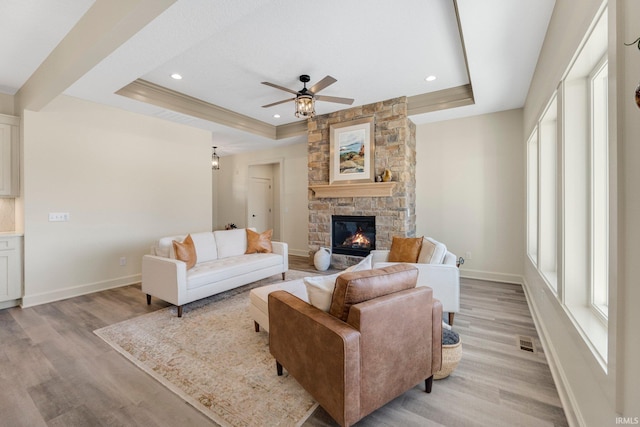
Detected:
left=434, top=339, right=462, bottom=380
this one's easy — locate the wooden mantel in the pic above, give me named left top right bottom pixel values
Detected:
left=309, top=182, right=395, bottom=198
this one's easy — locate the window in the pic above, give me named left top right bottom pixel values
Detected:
left=527, top=129, right=538, bottom=264
left=590, top=58, right=608, bottom=319
left=539, top=95, right=558, bottom=293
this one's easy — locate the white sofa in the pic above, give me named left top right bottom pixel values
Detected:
left=142, top=228, right=288, bottom=317
left=370, top=238, right=460, bottom=325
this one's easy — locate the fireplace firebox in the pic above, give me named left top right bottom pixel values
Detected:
left=331, top=215, right=376, bottom=257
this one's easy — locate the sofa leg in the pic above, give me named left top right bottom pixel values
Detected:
left=448, top=312, right=455, bottom=326
left=425, top=375, right=433, bottom=393
left=282, top=272, right=286, bottom=280
left=146, top=294, right=151, bottom=305
left=177, top=306, right=183, bottom=317
left=254, top=321, right=260, bottom=332
left=276, top=361, right=283, bottom=376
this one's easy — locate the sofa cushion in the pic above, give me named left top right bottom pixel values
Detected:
left=173, top=234, right=197, bottom=270
left=329, top=264, right=418, bottom=321
left=190, top=232, right=218, bottom=263
left=422, top=237, right=447, bottom=264
left=388, top=236, right=423, bottom=263
left=303, top=254, right=373, bottom=312
left=186, top=253, right=281, bottom=290
left=245, top=229, right=273, bottom=254
left=214, top=228, right=249, bottom=259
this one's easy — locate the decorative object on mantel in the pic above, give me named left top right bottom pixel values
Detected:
left=225, top=223, right=237, bottom=230
left=309, top=181, right=395, bottom=198
left=329, top=116, right=375, bottom=184
left=381, top=168, right=392, bottom=182
left=313, top=247, right=331, bottom=271
left=624, top=36, right=640, bottom=109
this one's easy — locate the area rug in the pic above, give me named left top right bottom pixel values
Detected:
left=94, top=271, right=318, bottom=427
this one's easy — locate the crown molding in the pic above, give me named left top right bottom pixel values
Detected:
left=116, top=79, right=277, bottom=139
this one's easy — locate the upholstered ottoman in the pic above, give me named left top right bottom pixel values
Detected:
left=248, top=279, right=308, bottom=332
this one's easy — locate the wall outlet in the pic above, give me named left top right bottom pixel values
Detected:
left=465, top=251, right=472, bottom=260
left=49, top=212, right=70, bottom=222
left=119, top=257, right=127, bottom=266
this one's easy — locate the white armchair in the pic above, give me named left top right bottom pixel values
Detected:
left=370, top=237, right=460, bottom=325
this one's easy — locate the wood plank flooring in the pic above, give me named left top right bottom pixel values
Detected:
left=0, top=256, right=567, bottom=426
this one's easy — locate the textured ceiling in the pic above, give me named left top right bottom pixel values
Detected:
left=1, top=0, right=555, bottom=155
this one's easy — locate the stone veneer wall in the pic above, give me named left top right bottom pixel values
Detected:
left=308, top=96, right=416, bottom=268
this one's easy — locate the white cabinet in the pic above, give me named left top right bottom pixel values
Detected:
left=0, top=114, right=19, bottom=197
left=0, top=235, right=22, bottom=303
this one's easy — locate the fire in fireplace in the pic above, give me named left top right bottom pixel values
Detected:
left=331, top=215, right=376, bottom=257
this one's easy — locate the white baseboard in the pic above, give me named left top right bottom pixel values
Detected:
left=0, top=299, right=20, bottom=310
left=288, top=248, right=309, bottom=257
left=459, top=268, right=523, bottom=285
left=21, top=274, right=142, bottom=308
left=521, top=277, right=583, bottom=427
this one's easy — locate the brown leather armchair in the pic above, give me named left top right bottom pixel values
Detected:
left=268, top=264, right=443, bottom=427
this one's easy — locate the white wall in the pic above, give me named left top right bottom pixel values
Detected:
left=415, top=109, right=525, bottom=283
left=214, top=142, right=309, bottom=256
left=21, top=95, right=212, bottom=306
left=522, top=0, right=640, bottom=424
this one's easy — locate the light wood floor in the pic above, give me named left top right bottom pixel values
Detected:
left=0, top=256, right=567, bottom=426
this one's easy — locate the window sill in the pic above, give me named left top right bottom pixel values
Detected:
left=564, top=303, right=608, bottom=370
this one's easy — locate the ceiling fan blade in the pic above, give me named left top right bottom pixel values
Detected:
left=262, top=97, right=295, bottom=108
left=315, top=95, right=354, bottom=105
left=309, top=75, right=337, bottom=94
left=261, top=81, right=298, bottom=95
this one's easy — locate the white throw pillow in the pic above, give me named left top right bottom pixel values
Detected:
left=304, top=273, right=341, bottom=312
left=344, top=253, right=373, bottom=272
left=304, top=254, right=373, bottom=312
left=423, top=237, right=447, bottom=264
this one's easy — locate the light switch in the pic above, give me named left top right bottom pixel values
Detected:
left=49, top=212, right=70, bottom=222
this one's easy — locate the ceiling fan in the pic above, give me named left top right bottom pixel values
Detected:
left=261, top=75, right=354, bottom=118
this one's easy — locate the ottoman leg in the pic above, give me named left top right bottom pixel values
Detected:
left=254, top=321, right=260, bottom=332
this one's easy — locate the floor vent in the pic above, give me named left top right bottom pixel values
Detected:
left=518, top=336, right=536, bottom=353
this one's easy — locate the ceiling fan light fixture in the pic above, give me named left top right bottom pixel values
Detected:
left=295, top=94, right=315, bottom=118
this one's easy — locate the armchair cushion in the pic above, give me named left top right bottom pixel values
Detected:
left=388, top=236, right=423, bottom=262
left=329, top=264, right=419, bottom=321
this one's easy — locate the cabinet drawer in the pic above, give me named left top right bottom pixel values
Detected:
left=0, top=237, right=18, bottom=251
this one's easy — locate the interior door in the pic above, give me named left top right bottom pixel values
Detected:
left=247, top=177, right=273, bottom=232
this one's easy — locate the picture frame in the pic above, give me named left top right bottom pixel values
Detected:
left=329, top=117, right=375, bottom=184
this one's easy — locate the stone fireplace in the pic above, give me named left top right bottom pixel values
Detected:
left=308, top=97, right=416, bottom=269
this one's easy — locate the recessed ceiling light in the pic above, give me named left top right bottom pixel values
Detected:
left=425, top=75, right=437, bottom=82
left=171, top=73, right=183, bottom=80
left=273, top=114, right=281, bottom=118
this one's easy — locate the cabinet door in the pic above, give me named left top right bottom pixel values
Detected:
left=0, top=123, right=18, bottom=196
left=0, top=238, right=21, bottom=301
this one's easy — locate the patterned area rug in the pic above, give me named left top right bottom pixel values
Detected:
left=94, top=271, right=318, bottom=427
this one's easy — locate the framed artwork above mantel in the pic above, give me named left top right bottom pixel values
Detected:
left=329, top=116, right=375, bottom=184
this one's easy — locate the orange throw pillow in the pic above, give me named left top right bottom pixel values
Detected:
left=388, top=236, right=423, bottom=263
left=245, top=229, right=273, bottom=254
left=173, top=234, right=197, bottom=269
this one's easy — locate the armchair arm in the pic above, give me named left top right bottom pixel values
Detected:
left=268, top=291, right=361, bottom=427
left=373, top=262, right=460, bottom=313
left=271, top=241, right=288, bottom=271
left=141, top=255, right=187, bottom=306
left=369, top=249, right=390, bottom=265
